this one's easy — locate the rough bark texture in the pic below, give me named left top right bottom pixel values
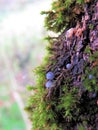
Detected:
left=26, top=1, right=98, bottom=130
left=45, top=1, right=98, bottom=129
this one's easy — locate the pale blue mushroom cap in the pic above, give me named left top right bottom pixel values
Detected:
left=88, top=74, right=94, bottom=79
left=66, top=63, right=72, bottom=69
left=45, top=81, right=53, bottom=88
left=46, top=71, right=54, bottom=80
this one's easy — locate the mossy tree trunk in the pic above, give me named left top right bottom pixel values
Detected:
left=26, top=0, right=98, bottom=130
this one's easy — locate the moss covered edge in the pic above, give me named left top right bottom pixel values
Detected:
left=25, top=0, right=98, bottom=130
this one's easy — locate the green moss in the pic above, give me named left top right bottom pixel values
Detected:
left=78, top=125, right=85, bottom=130
left=41, top=0, right=84, bottom=33
left=83, top=52, right=98, bottom=92
left=26, top=0, right=98, bottom=129
left=89, top=24, right=94, bottom=30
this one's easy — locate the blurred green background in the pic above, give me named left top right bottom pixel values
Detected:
left=0, top=0, right=51, bottom=130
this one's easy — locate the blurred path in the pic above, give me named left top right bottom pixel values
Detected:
left=1, top=47, right=31, bottom=130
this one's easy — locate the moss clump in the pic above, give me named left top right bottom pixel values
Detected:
left=26, top=0, right=98, bottom=130
left=41, top=0, right=90, bottom=33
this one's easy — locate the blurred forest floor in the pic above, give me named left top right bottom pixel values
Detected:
left=0, top=38, right=46, bottom=130
left=0, top=0, right=51, bottom=130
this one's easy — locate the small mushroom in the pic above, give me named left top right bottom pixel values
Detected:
left=46, top=71, right=55, bottom=80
